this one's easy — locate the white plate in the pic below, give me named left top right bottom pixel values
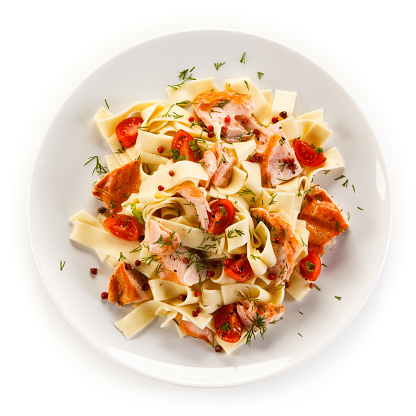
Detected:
left=29, top=29, right=391, bottom=387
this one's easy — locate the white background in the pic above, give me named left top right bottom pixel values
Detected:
left=2, top=1, right=414, bottom=414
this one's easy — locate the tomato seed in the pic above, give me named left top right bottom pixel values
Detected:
left=101, top=292, right=108, bottom=299
left=90, top=268, right=98, bottom=275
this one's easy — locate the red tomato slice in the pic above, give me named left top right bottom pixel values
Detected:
left=293, top=139, right=327, bottom=167
left=214, top=304, right=243, bottom=343
left=225, top=257, right=254, bottom=282
left=103, top=214, right=143, bottom=241
left=207, top=199, right=235, bottom=235
left=299, top=250, right=322, bottom=281
left=115, top=117, right=144, bottom=149
left=171, top=129, right=202, bottom=162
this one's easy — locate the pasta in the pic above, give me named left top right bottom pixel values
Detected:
left=70, top=74, right=349, bottom=354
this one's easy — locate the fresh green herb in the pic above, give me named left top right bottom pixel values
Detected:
left=342, top=179, right=349, bottom=187
left=298, top=333, right=303, bottom=337
left=221, top=322, right=231, bottom=332
left=84, top=156, right=107, bottom=175
left=268, top=193, right=278, bottom=205
left=60, top=260, right=66, bottom=271
left=214, top=62, right=226, bottom=70
left=238, top=188, right=256, bottom=198
left=244, top=80, right=249, bottom=90
left=298, top=311, right=304, bottom=315
left=168, top=67, right=196, bottom=90
left=118, top=252, right=126, bottom=261
left=335, top=174, right=346, bottom=181
left=213, top=99, right=230, bottom=109
left=311, top=143, right=324, bottom=154
left=227, top=229, right=245, bottom=239
left=335, top=296, right=342, bottom=301
left=314, top=284, right=321, bottom=291
left=104, top=99, right=109, bottom=109
left=352, top=184, right=356, bottom=193
left=357, top=206, right=364, bottom=210
left=257, top=72, right=264, bottom=79
left=240, top=52, right=246, bottom=63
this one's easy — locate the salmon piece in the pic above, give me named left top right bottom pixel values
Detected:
left=201, top=149, right=217, bottom=185
left=92, top=160, right=140, bottom=214
left=211, top=142, right=236, bottom=188
left=148, top=220, right=181, bottom=256
left=108, top=261, right=150, bottom=306
left=299, top=186, right=349, bottom=255
left=193, top=90, right=256, bottom=142
left=237, top=300, right=285, bottom=330
left=202, top=142, right=236, bottom=188
left=260, top=134, right=302, bottom=187
left=158, top=246, right=208, bottom=286
left=251, top=208, right=300, bottom=285
left=175, top=181, right=211, bottom=231
left=175, top=313, right=214, bottom=344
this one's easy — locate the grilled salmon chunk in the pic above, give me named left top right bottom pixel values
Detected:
left=108, top=261, right=150, bottom=306
left=92, top=160, right=140, bottom=214
left=236, top=300, right=284, bottom=330
left=175, top=181, right=211, bottom=231
left=251, top=208, right=300, bottom=285
left=157, top=246, right=208, bottom=286
left=202, top=142, right=236, bottom=188
left=193, top=90, right=256, bottom=142
left=299, top=186, right=349, bottom=255
left=260, top=134, right=302, bottom=187
left=148, top=220, right=181, bottom=256
left=175, top=313, right=214, bottom=344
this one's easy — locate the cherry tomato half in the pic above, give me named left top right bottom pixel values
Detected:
left=171, top=129, right=202, bottom=162
left=293, top=139, right=327, bottom=167
left=115, top=117, right=144, bottom=148
left=214, top=304, right=243, bottom=343
left=103, top=214, right=143, bottom=241
left=299, top=250, right=322, bottom=281
left=207, top=199, right=236, bottom=235
left=225, top=256, right=254, bottom=282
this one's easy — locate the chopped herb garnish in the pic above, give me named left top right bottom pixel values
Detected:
left=240, top=52, right=246, bottom=63
left=357, top=207, right=364, bottom=210
left=60, top=260, right=66, bottom=271
left=335, top=296, right=342, bottom=301
left=214, top=62, right=226, bottom=70
left=84, top=156, right=107, bottom=175
left=342, top=179, right=349, bottom=187
left=104, top=99, right=109, bottom=109
left=257, top=72, right=264, bottom=79
left=244, top=80, right=249, bottom=90
left=335, top=174, right=346, bottom=181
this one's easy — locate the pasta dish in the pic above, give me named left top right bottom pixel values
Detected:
left=70, top=74, right=349, bottom=354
